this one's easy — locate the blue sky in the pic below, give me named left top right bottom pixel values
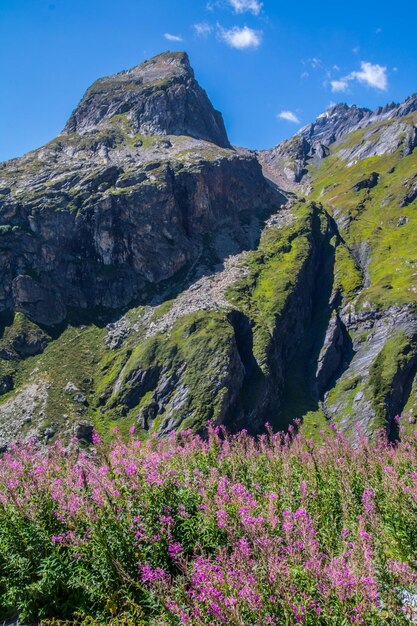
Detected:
left=1, top=0, right=417, bottom=161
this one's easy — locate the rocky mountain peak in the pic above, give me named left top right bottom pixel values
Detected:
left=297, top=103, right=372, bottom=146
left=395, top=92, right=417, bottom=117
left=260, top=91, right=417, bottom=190
left=127, top=50, right=192, bottom=76
left=298, top=94, right=417, bottom=150
left=62, top=51, right=230, bottom=147
left=0, top=50, right=279, bottom=332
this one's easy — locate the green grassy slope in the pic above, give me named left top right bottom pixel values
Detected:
left=308, top=112, right=417, bottom=310
left=304, top=111, right=417, bottom=435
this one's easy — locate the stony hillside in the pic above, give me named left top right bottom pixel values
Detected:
left=0, top=52, right=286, bottom=445
left=260, top=98, right=417, bottom=438
left=0, top=51, right=416, bottom=446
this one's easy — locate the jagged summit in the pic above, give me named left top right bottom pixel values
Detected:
left=260, top=92, right=417, bottom=188
left=297, top=93, right=417, bottom=148
left=63, top=51, right=230, bottom=148
left=297, top=103, right=372, bottom=146
left=127, top=50, right=192, bottom=73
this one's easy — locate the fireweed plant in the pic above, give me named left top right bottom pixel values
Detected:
left=0, top=422, right=416, bottom=625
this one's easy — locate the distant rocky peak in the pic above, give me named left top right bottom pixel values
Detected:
left=395, top=92, right=417, bottom=117
left=297, top=103, right=372, bottom=146
left=259, top=92, right=417, bottom=190
left=62, top=51, right=230, bottom=148
left=297, top=94, right=417, bottom=150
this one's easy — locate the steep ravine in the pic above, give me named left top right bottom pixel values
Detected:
left=94, top=201, right=338, bottom=436
left=222, top=202, right=335, bottom=432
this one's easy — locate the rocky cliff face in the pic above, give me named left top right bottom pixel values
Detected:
left=0, top=52, right=280, bottom=327
left=0, top=53, right=416, bottom=446
left=64, top=52, right=230, bottom=147
left=0, top=52, right=287, bottom=445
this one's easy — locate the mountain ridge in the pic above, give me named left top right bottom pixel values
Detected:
left=297, top=93, right=417, bottom=146
left=259, top=93, right=417, bottom=188
left=0, top=51, right=416, bottom=447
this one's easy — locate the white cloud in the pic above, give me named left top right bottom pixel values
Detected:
left=330, top=61, right=388, bottom=93
left=310, top=57, right=322, bottom=69
left=331, top=79, right=349, bottom=93
left=208, top=0, right=262, bottom=13
left=228, top=0, right=262, bottom=14
left=163, top=33, right=183, bottom=42
left=350, top=61, right=388, bottom=90
left=278, top=110, right=300, bottom=124
left=193, top=22, right=212, bottom=37
left=218, top=25, right=262, bottom=49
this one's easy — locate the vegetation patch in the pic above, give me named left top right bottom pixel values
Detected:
left=369, top=331, right=417, bottom=427
left=0, top=426, right=416, bottom=623
left=107, top=310, right=239, bottom=434
left=308, top=112, right=417, bottom=310
left=227, top=202, right=327, bottom=373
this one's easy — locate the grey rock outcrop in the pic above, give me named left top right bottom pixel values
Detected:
left=0, top=53, right=282, bottom=327
left=74, top=422, right=94, bottom=443
left=324, top=305, right=417, bottom=437
left=315, top=313, right=346, bottom=396
left=352, top=172, right=379, bottom=192
left=63, top=51, right=230, bottom=148
left=0, top=374, right=13, bottom=395
left=400, top=184, right=417, bottom=207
